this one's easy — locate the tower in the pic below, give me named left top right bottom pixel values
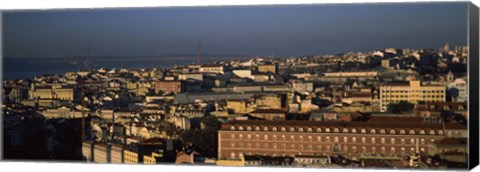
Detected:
left=447, top=70, right=455, bottom=83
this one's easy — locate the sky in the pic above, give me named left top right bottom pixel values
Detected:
left=3, top=2, right=469, bottom=58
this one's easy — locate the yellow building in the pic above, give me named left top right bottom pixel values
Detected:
left=227, top=99, right=252, bottom=114
left=30, top=86, right=74, bottom=101
left=255, top=94, right=282, bottom=110
left=323, top=71, right=378, bottom=77
left=143, top=152, right=163, bottom=164
left=216, top=158, right=245, bottom=166
left=124, top=150, right=139, bottom=164
left=380, top=80, right=446, bottom=112
left=258, top=64, right=277, bottom=74
left=93, top=143, right=110, bottom=163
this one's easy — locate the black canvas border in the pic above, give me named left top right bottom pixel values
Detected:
left=468, top=2, right=479, bottom=170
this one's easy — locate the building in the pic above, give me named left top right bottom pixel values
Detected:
left=217, top=120, right=466, bottom=161
left=30, top=86, right=74, bottom=101
left=254, top=94, right=283, bottom=110
left=258, top=64, right=277, bottom=74
left=3, top=114, right=24, bottom=147
left=93, top=143, right=111, bottom=163
left=155, top=81, right=183, bottom=94
left=178, top=73, right=204, bottom=81
left=175, top=151, right=198, bottom=164
left=124, top=150, right=139, bottom=164
left=249, top=109, right=286, bottom=121
left=144, top=151, right=164, bottom=164
left=82, top=141, right=94, bottom=162
left=110, top=144, right=124, bottom=164
left=199, top=64, right=224, bottom=74
left=380, top=80, right=446, bottom=112
left=323, top=71, right=378, bottom=77
left=414, top=102, right=467, bottom=118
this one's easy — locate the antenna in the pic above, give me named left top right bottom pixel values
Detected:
left=84, top=47, right=92, bottom=70
left=198, top=43, right=202, bottom=64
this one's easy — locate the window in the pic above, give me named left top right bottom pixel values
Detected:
left=362, top=137, right=366, bottom=143
left=401, top=147, right=406, bottom=154
left=410, top=138, right=415, bottom=144
left=264, top=135, right=268, bottom=140
left=400, top=130, right=406, bottom=134
left=352, top=129, right=357, bottom=133
left=381, top=147, right=386, bottom=154
left=438, top=130, right=444, bottom=135
left=273, top=135, right=277, bottom=140
left=419, top=130, right=425, bottom=135
left=325, top=128, right=331, bottom=132
left=334, top=128, right=339, bottom=133
left=230, top=126, right=235, bottom=130
left=317, top=136, right=322, bottom=142
left=429, top=130, right=435, bottom=135
left=308, top=136, right=313, bottom=142
left=282, top=135, right=286, bottom=141
left=390, top=129, right=396, bottom=134
left=255, top=126, right=260, bottom=131
left=381, top=138, right=385, bottom=144
left=361, top=129, right=366, bottom=133
left=391, top=147, right=396, bottom=153
left=299, top=136, right=304, bottom=141
left=409, top=130, right=415, bottom=135
left=256, top=134, right=260, bottom=140
left=263, top=127, right=269, bottom=131
left=316, top=128, right=322, bottom=132
left=334, top=137, right=339, bottom=142
left=272, top=127, right=277, bottom=131
left=290, top=135, right=295, bottom=140
left=372, top=147, right=376, bottom=153
left=307, top=128, right=313, bottom=132
left=343, top=137, right=348, bottom=143
left=371, top=138, right=376, bottom=144
left=290, top=127, right=295, bottom=132
left=391, top=138, right=395, bottom=144
left=247, top=134, right=251, bottom=139
left=343, top=128, right=349, bottom=133
left=281, top=127, right=286, bottom=132
left=231, top=134, right=235, bottom=139
left=352, top=137, right=357, bottom=143
left=380, top=129, right=386, bottom=134
left=239, top=126, right=244, bottom=130
left=420, top=139, right=425, bottom=145
left=401, top=138, right=405, bottom=144
left=326, top=136, right=330, bottom=142
left=299, top=128, right=304, bottom=132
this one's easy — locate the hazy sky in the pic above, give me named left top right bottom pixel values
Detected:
left=3, top=2, right=468, bottom=58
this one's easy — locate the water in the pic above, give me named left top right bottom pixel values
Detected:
left=3, top=56, right=250, bottom=80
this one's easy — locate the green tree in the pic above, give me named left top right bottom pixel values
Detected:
left=179, top=116, right=221, bottom=158
left=387, top=101, right=414, bottom=113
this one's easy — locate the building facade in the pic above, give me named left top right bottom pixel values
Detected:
left=380, top=80, right=446, bottom=112
left=218, top=121, right=464, bottom=161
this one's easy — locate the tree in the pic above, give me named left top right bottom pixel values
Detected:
left=387, top=101, right=414, bottom=113
left=179, top=116, right=221, bottom=158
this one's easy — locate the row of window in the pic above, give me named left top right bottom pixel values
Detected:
left=229, top=126, right=443, bottom=135
left=382, top=90, right=444, bottom=93
left=228, top=147, right=425, bottom=159
left=228, top=135, right=433, bottom=145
